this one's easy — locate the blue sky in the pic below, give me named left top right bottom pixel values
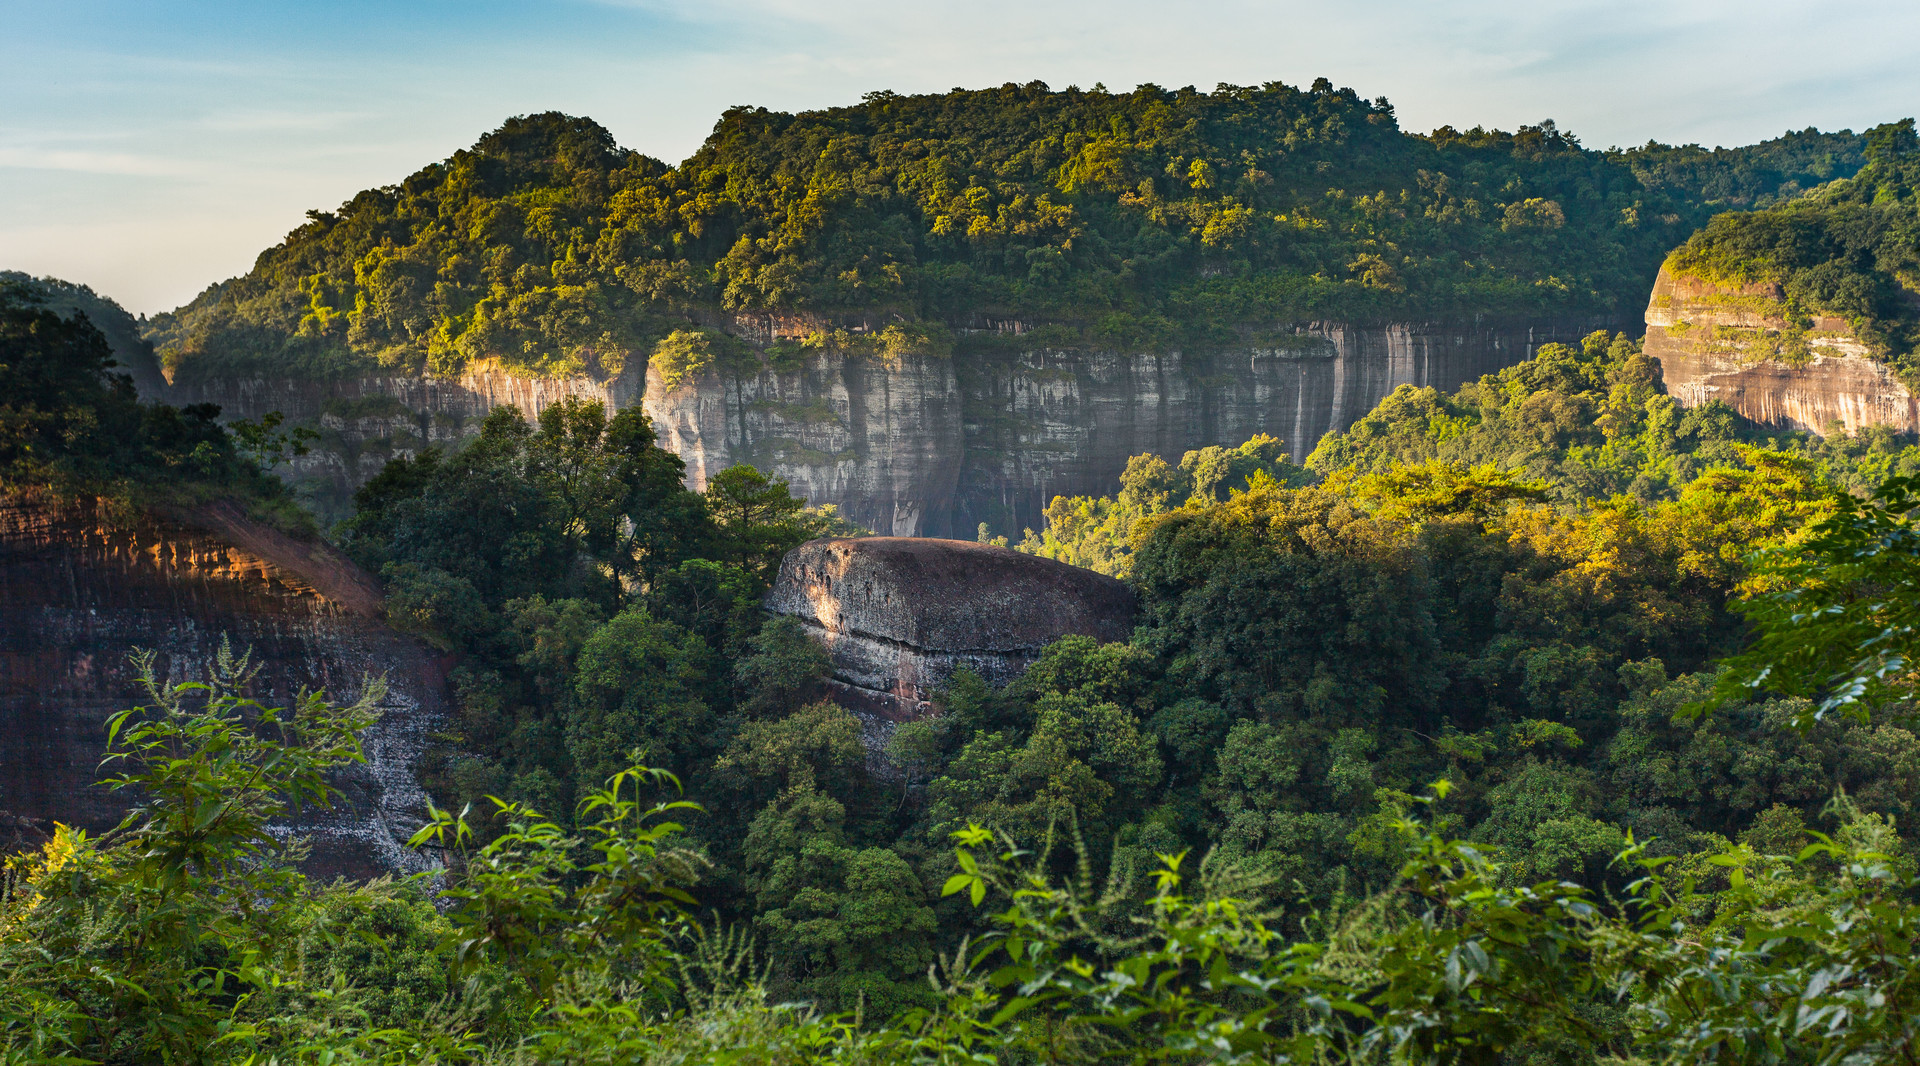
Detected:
left=4, top=0, right=1917, bottom=314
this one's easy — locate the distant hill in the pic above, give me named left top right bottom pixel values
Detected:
left=1615, top=126, right=1867, bottom=210
left=142, top=82, right=1871, bottom=384
left=1, top=272, right=166, bottom=396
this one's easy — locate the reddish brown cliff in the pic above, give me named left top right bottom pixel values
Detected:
left=0, top=493, right=445, bottom=877
left=1644, top=264, right=1920, bottom=434
left=765, top=536, right=1135, bottom=720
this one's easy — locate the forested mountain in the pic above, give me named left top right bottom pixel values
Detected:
left=1662, top=118, right=1920, bottom=383
left=145, top=84, right=1864, bottom=384
left=0, top=271, right=165, bottom=394
left=0, top=277, right=295, bottom=517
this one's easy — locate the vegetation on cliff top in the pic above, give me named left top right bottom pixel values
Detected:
left=1666, top=118, right=1920, bottom=382
left=1019, top=330, right=1920, bottom=578
left=145, top=85, right=1865, bottom=383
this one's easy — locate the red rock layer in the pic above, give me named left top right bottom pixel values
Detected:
left=0, top=493, right=446, bottom=878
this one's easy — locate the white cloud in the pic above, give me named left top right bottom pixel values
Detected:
left=0, top=147, right=201, bottom=177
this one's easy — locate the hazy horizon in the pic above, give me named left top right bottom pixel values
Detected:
left=5, top=0, right=1917, bottom=316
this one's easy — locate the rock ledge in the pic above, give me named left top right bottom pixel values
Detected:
left=765, top=537, right=1134, bottom=719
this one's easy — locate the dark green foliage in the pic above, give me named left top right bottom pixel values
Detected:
left=146, top=93, right=1869, bottom=385
left=0, top=277, right=307, bottom=530
left=1615, top=126, right=1868, bottom=209
left=0, top=270, right=166, bottom=392
left=568, top=607, right=714, bottom=786
left=1712, top=471, right=1920, bottom=727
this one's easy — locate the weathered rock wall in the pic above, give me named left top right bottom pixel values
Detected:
left=1644, top=265, right=1920, bottom=434
left=0, top=494, right=446, bottom=878
left=150, top=318, right=1612, bottom=535
left=765, top=536, right=1134, bottom=720
left=162, top=367, right=641, bottom=521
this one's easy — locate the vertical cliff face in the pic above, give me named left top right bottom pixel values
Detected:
left=0, top=494, right=445, bottom=878
left=764, top=537, right=1135, bottom=720
left=1644, top=265, right=1920, bottom=434
left=642, top=320, right=1611, bottom=536
left=162, top=366, right=644, bottom=520
left=150, top=318, right=1610, bottom=535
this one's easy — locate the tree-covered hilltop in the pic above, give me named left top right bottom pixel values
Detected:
left=1664, top=119, right=1920, bottom=380
left=145, top=84, right=1867, bottom=383
left=0, top=278, right=305, bottom=525
left=1613, top=124, right=1868, bottom=210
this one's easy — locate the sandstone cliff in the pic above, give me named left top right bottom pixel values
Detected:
left=765, top=537, right=1134, bottom=720
left=0, top=494, right=445, bottom=877
left=1644, top=265, right=1920, bottom=434
left=156, top=319, right=1611, bottom=533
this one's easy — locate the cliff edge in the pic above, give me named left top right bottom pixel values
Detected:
left=765, top=537, right=1134, bottom=720
left=1645, top=264, right=1920, bottom=435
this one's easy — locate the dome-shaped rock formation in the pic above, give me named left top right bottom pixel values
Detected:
left=765, top=537, right=1135, bottom=720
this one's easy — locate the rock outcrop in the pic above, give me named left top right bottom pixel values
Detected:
left=1644, top=265, right=1920, bottom=434
left=765, top=536, right=1135, bottom=721
left=155, top=318, right=1612, bottom=533
left=0, top=494, right=445, bottom=878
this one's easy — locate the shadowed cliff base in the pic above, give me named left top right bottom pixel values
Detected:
left=0, top=492, right=445, bottom=879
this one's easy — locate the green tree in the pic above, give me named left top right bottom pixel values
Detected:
left=568, top=608, right=714, bottom=787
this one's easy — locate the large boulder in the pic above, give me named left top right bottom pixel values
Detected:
left=765, top=537, right=1134, bottom=720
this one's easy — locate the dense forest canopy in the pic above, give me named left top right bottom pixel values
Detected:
left=13, top=320, right=1920, bottom=1059
left=146, top=84, right=1866, bottom=383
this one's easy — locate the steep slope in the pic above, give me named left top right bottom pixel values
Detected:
left=0, top=493, right=445, bottom=878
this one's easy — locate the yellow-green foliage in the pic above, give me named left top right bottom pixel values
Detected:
left=1018, top=433, right=1308, bottom=576
left=143, top=98, right=1868, bottom=384
left=650, top=329, right=724, bottom=391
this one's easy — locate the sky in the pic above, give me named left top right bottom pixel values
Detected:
left=4, top=0, right=1917, bottom=315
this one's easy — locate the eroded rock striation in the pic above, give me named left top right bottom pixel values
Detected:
left=153, top=316, right=1611, bottom=534
left=1644, top=265, right=1920, bottom=434
left=0, top=494, right=445, bottom=877
left=164, top=365, right=639, bottom=522
left=765, top=536, right=1134, bottom=721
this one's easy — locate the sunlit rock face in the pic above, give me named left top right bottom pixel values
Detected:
left=1645, top=265, right=1920, bottom=434
left=0, top=494, right=446, bottom=878
left=151, top=314, right=1610, bottom=535
left=764, top=536, right=1135, bottom=721
left=644, top=319, right=1613, bottom=537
